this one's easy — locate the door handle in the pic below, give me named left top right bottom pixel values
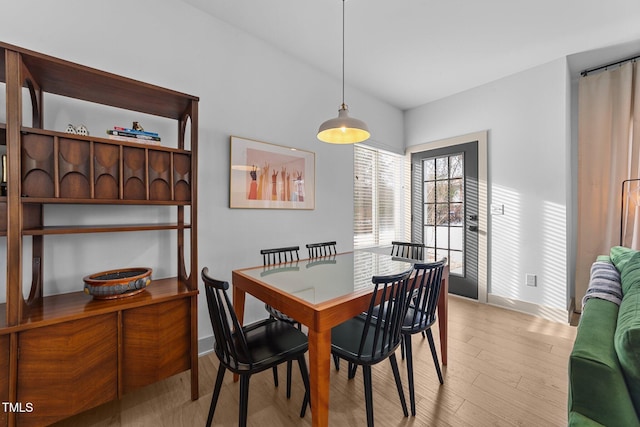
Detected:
left=468, top=225, right=478, bottom=232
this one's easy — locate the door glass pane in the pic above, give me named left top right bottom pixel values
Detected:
left=436, top=248, right=448, bottom=264
left=450, top=178, right=463, bottom=202
left=425, top=204, right=435, bottom=225
left=425, top=181, right=435, bottom=203
left=436, top=204, right=449, bottom=225
left=450, top=226, right=463, bottom=250
left=449, top=250, right=463, bottom=275
left=436, top=181, right=448, bottom=203
left=424, top=158, right=435, bottom=181
left=426, top=248, right=436, bottom=263
left=436, top=226, right=449, bottom=249
left=424, top=226, right=435, bottom=246
left=450, top=203, right=463, bottom=225
left=449, top=154, right=463, bottom=178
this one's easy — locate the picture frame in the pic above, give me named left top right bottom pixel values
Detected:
left=230, top=136, right=315, bottom=209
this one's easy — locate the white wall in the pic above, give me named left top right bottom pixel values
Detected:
left=405, top=58, right=570, bottom=318
left=0, top=0, right=404, bottom=344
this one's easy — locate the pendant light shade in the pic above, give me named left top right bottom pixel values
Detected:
left=317, top=0, right=370, bottom=144
left=317, top=103, right=370, bottom=144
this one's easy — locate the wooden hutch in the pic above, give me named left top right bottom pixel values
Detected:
left=0, top=42, right=199, bottom=426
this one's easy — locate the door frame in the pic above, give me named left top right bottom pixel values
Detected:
left=405, top=130, right=488, bottom=303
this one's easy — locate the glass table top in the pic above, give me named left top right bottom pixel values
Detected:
left=238, top=251, right=414, bottom=305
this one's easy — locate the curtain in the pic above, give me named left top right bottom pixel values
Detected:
left=576, top=61, right=640, bottom=310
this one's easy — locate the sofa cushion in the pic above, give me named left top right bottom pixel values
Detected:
left=610, top=246, right=640, bottom=294
left=615, top=285, right=640, bottom=414
left=568, top=411, right=607, bottom=427
left=611, top=246, right=640, bottom=294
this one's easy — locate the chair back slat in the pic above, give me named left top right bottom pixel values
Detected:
left=407, top=259, right=446, bottom=331
left=202, top=268, right=252, bottom=371
left=306, top=241, right=337, bottom=258
left=261, top=246, right=300, bottom=266
left=357, top=269, right=413, bottom=362
left=391, top=241, right=425, bottom=261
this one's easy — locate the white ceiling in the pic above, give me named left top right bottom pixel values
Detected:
left=184, top=0, right=640, bottom=110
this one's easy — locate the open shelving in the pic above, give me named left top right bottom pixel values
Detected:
left=0, top=42, right=199, bottom=427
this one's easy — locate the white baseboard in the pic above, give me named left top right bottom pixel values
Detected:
left=198, top=336, right=214, bottom=357
left=487, top=293, right=570, bottom=324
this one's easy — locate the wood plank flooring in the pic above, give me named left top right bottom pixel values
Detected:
left=51, top=296, right=577, bottom=427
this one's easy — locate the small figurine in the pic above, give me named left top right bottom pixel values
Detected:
left=75, top=124, right=89, bottom=136
left=65, top=124, right=77, bottom=134
left=132, top=121, right=144, bottom=131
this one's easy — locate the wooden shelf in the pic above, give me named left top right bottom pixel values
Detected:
left=21, top=127, right=190, bottom=153
left=22, top=198, right=191, bottom=206
left=22, top=277, right=195, bottom=327
left=23, top=223, right=191, bottom=235
left=0, top=43, right=199, bottom=120
left=0, top=277, right=195, bottom=333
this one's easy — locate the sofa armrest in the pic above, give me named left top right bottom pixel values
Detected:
left=569, top=411, right=606, bottom=427
left=569, top=298, right=640, bottom=427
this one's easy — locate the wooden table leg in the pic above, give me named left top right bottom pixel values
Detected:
left=308, top=327, right=331, bottom=427
left=436, top=268, right=449, bottom=365
left=232, top=286, right=246, bottom=382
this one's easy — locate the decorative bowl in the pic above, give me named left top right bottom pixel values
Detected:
left=83, top=267, right=152, bottom=300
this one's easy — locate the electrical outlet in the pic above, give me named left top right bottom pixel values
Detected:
left=525, top=273, right=537, bottom=287
left=491, top=204, right=504, bottom=215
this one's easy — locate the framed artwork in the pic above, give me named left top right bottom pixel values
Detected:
left=230, top=136, right=315, bottom=209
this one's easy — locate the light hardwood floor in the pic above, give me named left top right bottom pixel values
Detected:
left=52, top=296, right=577, bottom=427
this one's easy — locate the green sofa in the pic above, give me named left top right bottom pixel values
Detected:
left=568, top=247, right=640, bottom=426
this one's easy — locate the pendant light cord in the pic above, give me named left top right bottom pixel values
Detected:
left=342, top=0, right=345, bottom=107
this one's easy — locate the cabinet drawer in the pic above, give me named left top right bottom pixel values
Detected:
left=16, top=314, right=118, bottom=427
left=122, top=298, right=191, bottom=394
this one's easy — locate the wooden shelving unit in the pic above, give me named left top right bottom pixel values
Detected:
left=0, top=42, right=199, bottom=427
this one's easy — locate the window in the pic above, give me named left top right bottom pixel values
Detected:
left=354, top=145, right=407, bottom=248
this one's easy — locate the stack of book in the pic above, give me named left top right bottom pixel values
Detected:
left=106, top=127, right=161, bottom=145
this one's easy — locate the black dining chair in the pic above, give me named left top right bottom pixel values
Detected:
left=202, top=268, right=310, bottom=427
left=306, top=241, right=341, bottom=371
left=306, top=241, right=337, bottom=258
left=330, top=268, right=415, bottom=427
left=401, top=259, right=446, bottom=416
left=391, top=241, right=426, bottom=261
left=260, top=246, right=301, bottom=398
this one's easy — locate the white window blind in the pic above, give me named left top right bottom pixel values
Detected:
left=354, top=146, right=405, bottom=248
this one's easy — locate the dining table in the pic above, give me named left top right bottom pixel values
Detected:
left=231, top=250, right=449, bottom=427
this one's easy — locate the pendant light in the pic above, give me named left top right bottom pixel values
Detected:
left=317, top=0, right=370, bottom=144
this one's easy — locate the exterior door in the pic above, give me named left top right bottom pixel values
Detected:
left=411, top=141, right=479, bottom=299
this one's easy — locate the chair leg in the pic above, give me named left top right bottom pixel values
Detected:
left=333, top=354, right=340, bottom=371
left=272, top=366, right=279, bottom=387
left=297, top=356, right=311, bottom=418
left=404, top=333, right=417, bottom=416
left=426, top=329, right=444, bottom=384
left=348, top=362, right=357, bottom=379
left=390, top=353, right=409, bottom=417
left=239, top=375, right=250, bottom=427
left=286, top=360, right=293, bottom=398
left=362, top=365, right=375, bottom=427
left=206, top=364, right=226, bottom=427
left=400, top=334, right=405, bottom=360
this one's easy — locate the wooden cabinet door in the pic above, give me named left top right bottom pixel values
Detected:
left=0, top=334, right=9, bottom=427
left=16, top=314, right=117, bottom=427
left=121, top=298, right=191, bottom=394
